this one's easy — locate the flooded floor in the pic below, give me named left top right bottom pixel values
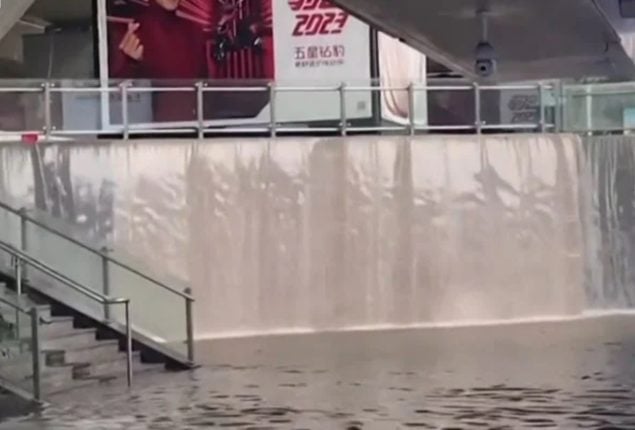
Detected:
left=4, top=314, right=635, bottom=429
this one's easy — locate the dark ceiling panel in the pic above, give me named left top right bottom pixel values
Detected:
left=26, top=0, right=93, bottom=25
left=333, top=0, right=635, bottom=82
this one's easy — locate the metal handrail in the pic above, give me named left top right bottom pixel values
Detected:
left=0, top=294, right=51, bottom=325
left=0, top=79, right=556, bottom=138
left=0, top=242, right=127, bottom=306
left=0, top=301, right=43, bottom=401
left=0, top=239, right=134, bottom=398
left=0, top=200, right=192, bottom=301
left=0, top=199, right=195, bottom=364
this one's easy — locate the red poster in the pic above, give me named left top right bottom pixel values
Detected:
left=106, top=0, right=274, bottom=123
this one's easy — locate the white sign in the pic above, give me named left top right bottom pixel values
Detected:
left=272, top=0, right=372, bottom=122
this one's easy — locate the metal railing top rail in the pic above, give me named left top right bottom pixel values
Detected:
left=5, top=80, right=557, bottom=92
left=0, top=240, right=127, bottom=307
left=0, top=201, right=193, bottom=302
left=0, top=79, right=559, bottom=138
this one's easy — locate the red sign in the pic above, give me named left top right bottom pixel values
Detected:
left=289, top=0, right=349, bottom=36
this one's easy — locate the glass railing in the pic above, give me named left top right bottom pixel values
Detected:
left=0, top=243, right=133, bottom=400
left=0, top=198, right=194, bottom=364
left=0, top=79, right=560, bottom=138
left=0, top=285, right=42, bottom=401
left=560, top=82, right=635, bottom=133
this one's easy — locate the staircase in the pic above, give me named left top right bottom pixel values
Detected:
left=0, top=199, right=196, bottom=403
left=0, top=285, right=164, bottom=397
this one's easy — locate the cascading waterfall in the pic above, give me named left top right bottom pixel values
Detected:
left=581, top=136, right=635, bottom=309
left=0, top=134, right=633, bottom=339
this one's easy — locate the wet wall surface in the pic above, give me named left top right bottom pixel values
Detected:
left=0, top=134, right=584, bottom=337
left=581, top=135, right=635, bottom=309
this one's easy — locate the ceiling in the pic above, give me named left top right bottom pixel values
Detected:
left=333, top=0, right=635, bottom=82
left=26, top=0, right=93, bottom=25
left=11, top=0, right=635, bottom=81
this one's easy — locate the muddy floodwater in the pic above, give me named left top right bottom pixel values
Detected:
left=3, top=315, right=635, bottom=429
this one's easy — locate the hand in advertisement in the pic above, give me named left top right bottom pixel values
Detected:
left=119, top=22, right=144, bottom=61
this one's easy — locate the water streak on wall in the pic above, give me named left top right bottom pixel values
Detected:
left=0, top=135, right=585, bottom=338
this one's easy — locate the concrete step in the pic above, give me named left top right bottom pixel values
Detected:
left=73, top=352, right=141, bottom=379
left=41, top=329, right=96, bottom=350
left=1, top=351, right=162, bottom=396
left=40, top=317, right=75, bottom=338
left=43, top=375, right=100, bottom=396
left=45, top=339, right=121, bottom=366
left=44, top=362, right=165, bottom=396
left=72, top=353, right=166, bottom=380
left=80, top=360, right=166, bottom=384
left=0, top=352, right=76, bottom=382
left=0, top=316, right=74, bottom=361
left=0, top=304, right=52, bottom=326
left=8, top=316, right=76, bottom=339
left=0, top=286, right=43, bottom=310
left=25, top=365, right=75, bottom=390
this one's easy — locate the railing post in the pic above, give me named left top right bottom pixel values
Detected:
left=339, top=83, right=347, bottom=136
left=124, top=300, right=133, bottom=388
left=538, top=83, right=546, bottom=133
left=30, top=307, right=42, bottom=401
left=269, top=82, right=277, bottom=138
left=474, top=82, right=482, bottom=134
left=585, top=84, right=593, bottom=134
left=408, top=83, right=416, bottom=136
left=196, top=82, right=204, bottom=140
left=14, top=256, right=22, bottom=298
left=14, top=255, right=22, bottom=350
left=18, top=208, right=28, bottom=280
left=557, top=81, right=565, bottom=133
left=101, top=247, right=110, bottom=322
left=185, top=288, right=194, bottom=364
left=43, top=82, right=52, bottom=140
left=121, top=81, right=130, bottom=140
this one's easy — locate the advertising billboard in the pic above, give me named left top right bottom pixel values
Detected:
left=99, top=0, right=372, bottom=129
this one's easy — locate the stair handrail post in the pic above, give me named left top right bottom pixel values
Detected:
left=14, top=254, right=22, bottom=352
left=185, top=287, right=194, bottom=363
left=30, top=306, right=42, bottom=401
left=14, top=254, right=22, bottom=298
left=101, top=247, right=111, bottom=322
left=124, top=299, right=133, bottom=388
left=18, top=208, right=29, bottom=281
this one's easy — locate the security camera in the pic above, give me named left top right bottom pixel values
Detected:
left=474, top=41, right=497, bottom=78
left=473, top=4, right=497, bottom=79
